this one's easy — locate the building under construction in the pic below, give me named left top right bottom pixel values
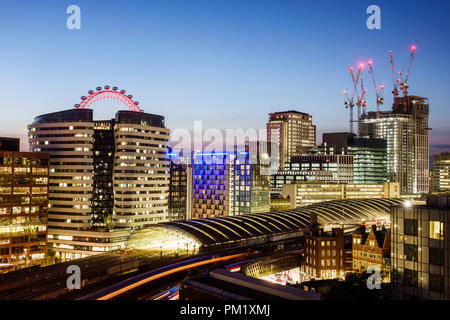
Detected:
left=359, top=96, right=429, bottom=195
left=345, top=46, right=430, bottom=195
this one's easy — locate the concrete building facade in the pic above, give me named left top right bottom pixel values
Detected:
left=267, top=110, right=316, bottom=169
left=28, top=108, right=170, bottom=261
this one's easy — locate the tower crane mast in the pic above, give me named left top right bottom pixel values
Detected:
left=399, top=45, right=416, bottom=97
left=389, top=45, right=417, bottom=103
left=368, top=60, right=385, bottom=116
left=344, top=63, right=364, bottom=135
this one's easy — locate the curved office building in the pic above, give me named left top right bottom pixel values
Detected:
left=127, top=197, right=404, bottom=253
left=28, top=108, right=170, bottom=260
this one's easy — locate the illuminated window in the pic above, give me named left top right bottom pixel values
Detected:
left=429, top=221, right=444, bottom=240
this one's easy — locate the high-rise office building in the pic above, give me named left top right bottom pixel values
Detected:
left=433, top=152, right=450, bottom=193
left=267, top=110, right=316, bottom=169
left=322, top=132, right=388, bottom=184
left=168, top=161, right=192, bottom=221
left=348, top=138, right=388, bottom=185
left=391, top=195, right=450, bottom=299
left=359, top=96, right=430, bottom=194
left=28, top=108, right=170, bottom=260
left=0, top=137, right=49, bottom=272
left=192, top=151, right=270, bottom=219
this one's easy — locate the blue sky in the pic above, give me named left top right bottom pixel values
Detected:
left=0, top=0, right=449, bottom=152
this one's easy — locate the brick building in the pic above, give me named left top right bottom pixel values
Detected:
left=352, top=225, right=391, bottom=282
left=302, top=214, right=351, bottom=280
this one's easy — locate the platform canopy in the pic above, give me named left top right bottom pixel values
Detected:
left=127, top=198, right=404, bottom=251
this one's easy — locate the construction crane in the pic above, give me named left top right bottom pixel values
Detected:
left=343, top=63, right=363, bottom=134
left=389, top=50, right=400, bottom=100
left=343, top=89, right=355, bottom=134
left=367, top=60, right=385, bottom=116
left=389, top=45, right=416, bottom=100
left=351, top=63, right=364, bottom=133
left=360, top=76, right=368, bottom=115
left=399, top=45, right=416, bottom=97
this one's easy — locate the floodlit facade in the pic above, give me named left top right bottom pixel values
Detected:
left=28, top=108, right=170, bottom=261
left=267, top=110, right=316, bottom=169
left=192, top=152, right=270, bottom=219
left=0, top=138, right=49, bottom=271
left=433, top=152, right=450, bottom=193
left=359, top=96, right=430, bottom=194
left=391, top=194, right=450, bottom=299
left=282, top=181, right=400, bottom=209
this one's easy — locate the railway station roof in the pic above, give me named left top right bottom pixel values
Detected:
left=127, top=198, right=404, bottom=250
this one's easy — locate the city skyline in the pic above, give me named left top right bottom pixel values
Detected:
left=1, top=0, right=450, bottom=304
left=0, top=0, right=449, bottom=155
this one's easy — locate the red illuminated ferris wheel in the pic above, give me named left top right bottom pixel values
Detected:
left=74, top=85, right=143, bottom=112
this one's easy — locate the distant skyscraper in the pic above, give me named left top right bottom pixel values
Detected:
left=433, top=152, right=450, bottom=193
left=359, top=96, right=430, bottom=194
left=267, top=110, right=316, bottom=169
left=192, top=151, right=270, bottom=219
left=322, top=132, right=388, bottom=184
left=28, top=108, right=170, bottom=261
left=0, top=137, right=49, bottom=271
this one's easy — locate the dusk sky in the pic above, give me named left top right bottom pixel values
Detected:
left=0, top=0, right=449, bottom=153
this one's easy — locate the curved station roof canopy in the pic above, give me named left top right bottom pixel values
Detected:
left=127, top=198, right=404, bottom=252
